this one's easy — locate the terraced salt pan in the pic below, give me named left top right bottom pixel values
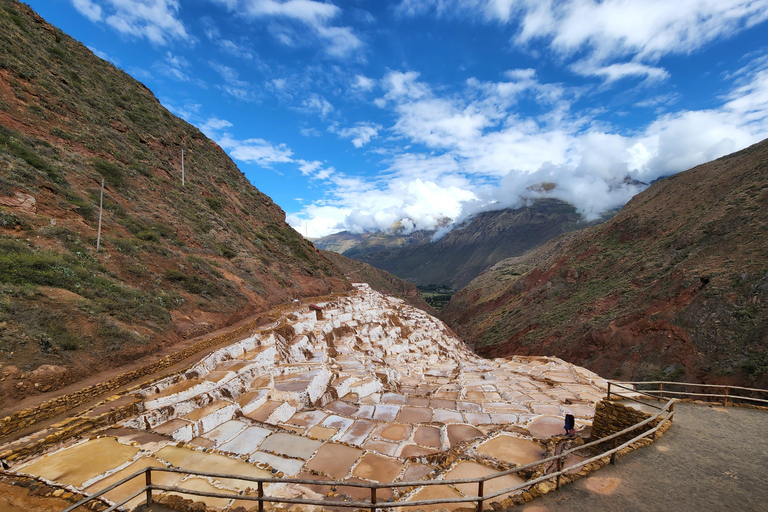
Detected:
left=15, top=283, right=609, bottom=509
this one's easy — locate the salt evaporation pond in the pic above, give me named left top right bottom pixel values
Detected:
left=13, top=283, right=608, bottom=509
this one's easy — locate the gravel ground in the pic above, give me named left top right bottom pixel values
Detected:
left=521, top=402, right=768, bottom=512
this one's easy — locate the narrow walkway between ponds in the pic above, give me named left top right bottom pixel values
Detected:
left=522, top=402, right=768, bottom=512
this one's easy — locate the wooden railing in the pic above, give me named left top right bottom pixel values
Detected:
left=612, top=381, right=768, bottom=407
left=60, top=398, right=675, bottom=512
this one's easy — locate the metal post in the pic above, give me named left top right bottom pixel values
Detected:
left=610, top=438, right=618, bottom=464
left=258, top=482, right=264, bottom=512
left=96, top=179, right=104, bottom=252
left=556, top=457, right=563, bottom=490
left=371, top=487, right=377, bottom=512
left=145, top=467, right=152, bottom=505
left=476, top=480, right=484, bottom=512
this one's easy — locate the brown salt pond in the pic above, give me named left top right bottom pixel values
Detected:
left=305, top=443, right=363, bottom=479
left=527, top=416, right=567, bottom=439
left=477, top=434, right=545, bottom=465
left=414, top=426, right=442, bottom=448
left=445, top=461, right=525, bottom=502
left=352, top=453, right=404, bottom=482
left=405, top=483, right=465, bottom=511
left=446, top=424, right=484, bottom=448
left=19, top=437, right=139, bottom=487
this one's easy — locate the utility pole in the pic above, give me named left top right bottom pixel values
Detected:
left=96, top=179, right=104, bottom=251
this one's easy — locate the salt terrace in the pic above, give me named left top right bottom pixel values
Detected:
left=13, top=283, right=609, bottom=510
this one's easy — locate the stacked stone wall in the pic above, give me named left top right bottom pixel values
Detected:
left=589, top=400, right=660, bottom=446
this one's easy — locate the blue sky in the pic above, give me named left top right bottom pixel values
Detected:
left=27, top=0, right=768, bottom=238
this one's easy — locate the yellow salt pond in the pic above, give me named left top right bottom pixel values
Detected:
left=19, top=437, right=139, bottom=487
left=477, top=434, right=545, bottom=466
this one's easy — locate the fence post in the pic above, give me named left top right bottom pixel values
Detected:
left=607, top=381, right=611, bottom=400
left=145, top=467, right=152, bottom=505
left=476, top=480, right=484, bottom=512
left=610, top=438, right=618, bottom=465
left=723, top=387, right=729, bottom=406
left=556, top=457, right=563, bottom=490
left=659, top=382, right=663, bottom=399
left=258, top=482, right=264, bottom=512
left=371, top=487, right=377, bottom=512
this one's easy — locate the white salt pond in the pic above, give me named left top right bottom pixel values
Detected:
left=13, top=283, right=609, bottom=509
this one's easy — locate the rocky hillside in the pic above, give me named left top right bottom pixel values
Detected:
left=441, top=140, right=768, bottom=387
left=322, top=199, right=603, bottom=290
left=0, top=0, right=351, bottom=407
left=320, top=250, right=436, bottom=313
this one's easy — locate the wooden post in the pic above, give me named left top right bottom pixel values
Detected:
left=145, top=467, right=152, bottom=505
left=610, top=438, right=618, bottom=464
left=659, top=382, right=663, bottom=399
left=723, top=387, right=729, bottom=406
left=476, top=480, right=484, bottom=512
left=96, top=179, right=104, bottom=252
left=556, top=457, right=563, bottom=490
left=607, top=381, right=611, bottom=400
left=181, top=148, right=185, bottom=186
left=258, top=482, right=264, bottom=512
left=371, top=487, right=377, bottom=512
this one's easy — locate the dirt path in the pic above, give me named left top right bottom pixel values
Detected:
left=521, top=402, right=768, bottom=512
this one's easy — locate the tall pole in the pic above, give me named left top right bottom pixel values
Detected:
left=181, top=148, right=185, bottom=186
left=96, top=179, right=104, bottom=251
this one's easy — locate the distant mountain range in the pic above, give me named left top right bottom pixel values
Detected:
left=440, top=139, right=768, bottom=387
left=316, top=199, right=612, bottom=290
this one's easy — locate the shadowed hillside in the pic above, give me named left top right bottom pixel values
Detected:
left=320, top=199, right=604, bottom=290
left=0, top=0, right=350, bottom=408
left=441, top=139, right=768, bottom=387
left=321, top=250, right=436, bottom=314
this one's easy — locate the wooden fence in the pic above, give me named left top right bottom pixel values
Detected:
left=61, top=393, right=675, bottom=512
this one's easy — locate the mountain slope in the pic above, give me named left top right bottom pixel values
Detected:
left=320, top=250, right=436, bottom=314
left=441, top=139, right=768, bottom=386
left=342, top=199, right=603, bottom=289
left=0, top=0, right=349, bottom=407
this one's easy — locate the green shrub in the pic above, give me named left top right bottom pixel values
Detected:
left=92, top=158, right=124, bottom=186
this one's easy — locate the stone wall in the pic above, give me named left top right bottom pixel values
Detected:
left=589, top=400, right=661, bottom=446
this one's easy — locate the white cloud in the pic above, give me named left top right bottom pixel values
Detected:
left=572, top=61, right=670, bottom=84
left=332, top=122, right=382, bottom=147
left=293, top=55, right=768, bottom=238
left=300, top=127, right=322, bottom=137
left=210, top=62, right=251, bottom=99
left=72, top=0, right=103, bottom=22
left=218, top=0, right=364, bottom=59
left=72, top=0, right=190, bottom=45
left=352, top=74, right=376, bottom=91
left=154, top=51, right=191, bottom=81
left=218, top=134, right=294, bottom=166
left=397, top=0, right=768, bottom=85
left=297, top=160, right=335, bottom=180
left=301, top=94, right=334, bottom=117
